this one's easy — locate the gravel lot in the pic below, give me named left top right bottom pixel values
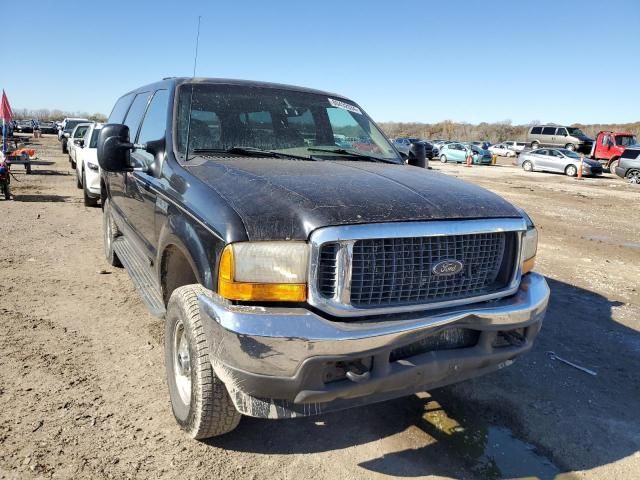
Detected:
left=1, top=136, right=639, bottom=479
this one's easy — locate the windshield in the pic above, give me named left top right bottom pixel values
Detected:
left=566, top=127, right=587, bottom=137
left=65, top=120, right=86, bottom=132
left=175, top=84, right=400, bottom=163
left=616, top=135, right=637, bottom=146
left=558, top=149, right=580, bottom=159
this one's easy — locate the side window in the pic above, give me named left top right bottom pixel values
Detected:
left=556, top=128, right=567, bottom=136
left=537, top=149, right=548, bottom=155
left=621, top=149, right=638, bottom=159
left=123, top=92, right=151, bottom=142
left=602, top=135, right=610, bottom=145
left=138, top=90, right=170, bottom=145
left=542, top=127, right=556, bottom=135
left=531, top=127, right=542, bottom=135
left=108, top=93, right=134, bottom=123
left=135, top=90, right=170, bottom=163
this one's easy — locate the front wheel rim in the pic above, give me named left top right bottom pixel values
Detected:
left=629, top=172, right=640, bottom=184
left=173, top=321, right=192, bottom=405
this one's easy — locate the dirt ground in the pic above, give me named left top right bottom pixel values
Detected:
left=1, top=136, right=639, bottom=480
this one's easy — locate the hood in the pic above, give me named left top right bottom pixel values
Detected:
left=187, top=158, right=521, bottom=240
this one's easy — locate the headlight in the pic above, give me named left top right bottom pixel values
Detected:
left=218, top=242, right=309, bottom=302
left=87, top=162, right=99, bottom=171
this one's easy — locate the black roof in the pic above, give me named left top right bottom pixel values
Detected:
left=121, top=77, right=347, bottom=101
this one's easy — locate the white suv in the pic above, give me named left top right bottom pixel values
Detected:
left=75, top=123, right=103, bottom=206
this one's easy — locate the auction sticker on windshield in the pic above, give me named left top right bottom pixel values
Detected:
left=328, top=98, right=362, bottom=115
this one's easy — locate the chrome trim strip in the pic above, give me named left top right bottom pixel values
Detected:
left=308, top=218, right=527, bottom=317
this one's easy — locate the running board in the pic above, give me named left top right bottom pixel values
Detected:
left=113, top=237, right=166, bottom=318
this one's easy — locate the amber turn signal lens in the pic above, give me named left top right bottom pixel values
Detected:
left=217, top=245, right=307, bottom=302
left=523, top=256, right=536, bottom=275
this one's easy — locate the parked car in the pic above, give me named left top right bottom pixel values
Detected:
left=471, top=141, right=491, bottom=150
left=614, top=146, right=640, bottom=184
left=67, top=123, right=91, bottom=168
left=439, top=143, right=492, bottom=164
left=392, top=138, right=435, bottom=159
left=518, top=148, right=603, bottom=177
left=588, top=131, right=637, bottom=172
left=488, top=143, right=516, bottom=157
left=15, top=120, right=33, bottom=133
left=74, top=123, right=103, bottom=206
left=503, top=141, right=526, bottom=154
left=38, top=121, right=57, bottom=134
left=527, top=125, right=594, bottom=153
left=59, top=118, right=90, bottom=153
left=97, top=77, right=547, bottom=439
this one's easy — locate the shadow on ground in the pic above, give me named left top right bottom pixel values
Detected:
left=13, top=194, right=70, bottom=203
left=206, top=277, right=638, bottom=479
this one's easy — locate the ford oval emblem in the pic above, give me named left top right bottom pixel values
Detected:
left=432, top=259, right=464, bottom=276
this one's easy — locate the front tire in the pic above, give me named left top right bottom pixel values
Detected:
left=608, top=159, right=619, bottom=175
left=531, top=141, right=539, bottom=149
left=565, top=143, right=576, bottom=151
left=103, top=198, right=122, bottom=267
left=165, top=285, right=241, bottom=439
left=522, top=160, right=533, bottom=172
left=76, top=167, right=82, bottom=189
left=627, top=169, right=640, bottom=184
left=440, top=155, right=447, bottom=163
left=565, top=164, right=578, bottom=177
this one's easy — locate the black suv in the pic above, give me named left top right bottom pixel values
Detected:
left=615, top=146, right=640, bottom=184
left=97, top=78, right=548, bottom=438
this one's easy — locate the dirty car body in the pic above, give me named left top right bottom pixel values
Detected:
left=97, top=78, right=548, bottom=431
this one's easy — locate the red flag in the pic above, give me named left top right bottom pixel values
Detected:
left=1, top=90, right=13, bottom=121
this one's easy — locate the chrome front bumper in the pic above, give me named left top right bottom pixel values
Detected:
left=198, top=273, right=549, bottom=418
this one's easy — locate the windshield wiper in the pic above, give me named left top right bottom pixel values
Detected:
left=192, top=146, right=316, bottom=161
left=306, top=147, right=398, bottom=164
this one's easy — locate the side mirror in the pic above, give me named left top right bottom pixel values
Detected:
left=64, top=132, right=70, bottom=138
left=408, top=142, right=427, bottom=168
left=97, top=124, right=133, bottom=172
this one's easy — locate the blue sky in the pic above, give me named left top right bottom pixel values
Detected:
left=4, top=0, right=639, bottom=124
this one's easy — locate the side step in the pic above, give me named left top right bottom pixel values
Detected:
left=113, top=237, right=166, bottom=318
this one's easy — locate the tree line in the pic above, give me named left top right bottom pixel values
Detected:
left=378, top=120, right=640, bottom=143
left=12, top=108, right=107, bottom=123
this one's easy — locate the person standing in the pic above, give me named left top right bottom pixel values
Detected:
left=32, top=119, right=41, bottom=138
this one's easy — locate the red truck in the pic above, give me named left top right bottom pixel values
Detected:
left=589, top=131, right=637, bottom=172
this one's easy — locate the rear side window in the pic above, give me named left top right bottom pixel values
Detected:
left=542, top=127, right=556, bottom=135
left=556, top=128, right=567, bottom=135
left=530, top=127, right=542, bottom=135
left=108, top=93, right=134, bottom=123
left=621, top=149, right=639, bottom=159
left=124, top=92, right=151, bottom=141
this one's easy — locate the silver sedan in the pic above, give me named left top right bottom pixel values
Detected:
left=517, top=148, right=603, bottom=177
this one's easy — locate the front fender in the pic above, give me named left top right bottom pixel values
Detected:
left=156, top=210, right=221, bottom=292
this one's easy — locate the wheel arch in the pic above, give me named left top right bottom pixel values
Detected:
left=156, top=212, right=220, bottom=305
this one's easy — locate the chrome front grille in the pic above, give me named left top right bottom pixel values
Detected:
left=309, top=219, right=525, bottom=317
left=349, top=233, right=507, bottom=307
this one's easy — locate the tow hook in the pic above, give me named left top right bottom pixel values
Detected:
left=346, top=361, right=371, bottom=383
